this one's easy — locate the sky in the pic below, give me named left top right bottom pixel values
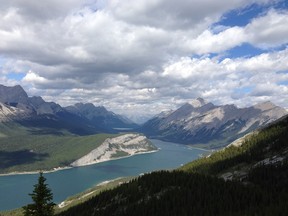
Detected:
left=0, top=0, right=288, bottom=123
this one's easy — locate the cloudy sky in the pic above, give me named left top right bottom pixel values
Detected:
left=0, top=0, right=288, bottom=123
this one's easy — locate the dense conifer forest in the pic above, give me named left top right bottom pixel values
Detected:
left=57, top=115, right=288, bottom=215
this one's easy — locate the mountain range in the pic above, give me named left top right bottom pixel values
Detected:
left=65, top=103, right=137, bottom=130
left=1, top=84, right=287, bottom=148
left=140, top=98, right=287, bottom=148
left=0, top=84, right=137, bottom=136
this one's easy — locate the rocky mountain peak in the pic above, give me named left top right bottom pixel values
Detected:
left=0, top=84, right=29, bottom=105
left=29, top=96, right=46, bottom=106
left=253, top=101, right=277, bottom=111
left=155, top=110, right=174, bottom=118
left=65, top=102, right=137, bottom=129
left=188, top=98, right=207, bottom=108
left=141, top=99, right=287, bottom=147
left=71, top=103, right=108, bottom=114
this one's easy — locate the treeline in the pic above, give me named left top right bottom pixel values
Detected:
left=57, top=116, right=288, bottom=216
left=57, top=166, right=288, bottom=216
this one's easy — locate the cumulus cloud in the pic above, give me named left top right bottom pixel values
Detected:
left=0, top=0, right=83, bottom=21
left=245, top=9, right=288, bottom=48
left=182, top=8, right=288, bottom=54
left=0, top=0, right=287, bottom=122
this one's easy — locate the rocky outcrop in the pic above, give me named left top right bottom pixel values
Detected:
left=71, top=134, right=157, bottom=167
left=0, top=102, right=18, bottom=122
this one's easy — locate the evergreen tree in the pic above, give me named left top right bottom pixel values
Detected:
left=23, top=172, right=55, bottom=216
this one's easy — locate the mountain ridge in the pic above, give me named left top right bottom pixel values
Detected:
left=65, top=103, right=138, bottom=130
left=0, top=84, right=137, bottom=135
left=1, top=84, right=287, bottom=147
left=140, top=98, right=287, bottom=148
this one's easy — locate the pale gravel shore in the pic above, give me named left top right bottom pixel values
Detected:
left=71, top=148, right=159, bottom=168
left=0, top=166, right=72, bottom=176
left=71, top=133, right=157, bottom=167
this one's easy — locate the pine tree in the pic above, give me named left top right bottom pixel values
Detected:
left=23, top=172, right=55, bottom=216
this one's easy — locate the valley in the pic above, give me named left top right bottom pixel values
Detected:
left=0, top=131, right=116, bottom=174
left=1, top=1, right=288, bottom=215
left=0, top=124, right=156, bottom=174
left=0, top=139, right=207, bottom=212
left=55, top=115, right=288, bottom=216
left=0, top=84, right=287, bottom=215
left=0, top=84, right=157, bottom=174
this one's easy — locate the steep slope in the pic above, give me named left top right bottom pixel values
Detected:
left=0, top=102, right=23, bottom=122
left=141, top=98, right=287, bottom=147
left=180, top=114, right=288, bottom=176
left=0, top=84, right=29, bottom=106
left=65, top=103, right=138, bottom=130
left=57, top=115, right=288, bottom=216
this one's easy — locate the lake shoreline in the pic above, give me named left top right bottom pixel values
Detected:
left=0, top=149, right=159, bottom=177
left=0, top=139, right=208, bottom=212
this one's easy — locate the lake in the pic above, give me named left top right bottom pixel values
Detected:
left=0, top=139, right=209, bottom=211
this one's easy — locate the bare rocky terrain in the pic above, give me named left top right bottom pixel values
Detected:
left=71, top=134, right=157, bottom=167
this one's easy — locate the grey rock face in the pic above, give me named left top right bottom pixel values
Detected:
left=0, top=85, right=64, bottom=117
left=141, top=98, right=287, bottom=147
left=0, top=85, right=29, bottom=105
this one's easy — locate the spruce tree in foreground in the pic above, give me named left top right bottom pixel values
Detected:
left=23, top=172, right=55, bottom=216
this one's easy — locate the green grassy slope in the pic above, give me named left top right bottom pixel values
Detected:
left=0, top=121, right=119, bottom=173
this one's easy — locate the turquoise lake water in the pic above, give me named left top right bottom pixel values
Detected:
left=0, top=139, right=209, bottom=211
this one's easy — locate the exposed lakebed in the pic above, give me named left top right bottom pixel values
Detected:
left=0, top=139, right=209, bottom=211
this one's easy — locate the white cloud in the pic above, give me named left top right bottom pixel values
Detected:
left=186, top=27, right=247, bottom=54
left=179, top=8, right=288, bottom=55
left=0, top=0, right=84, bottom=21
left=245, top=9, right=288, bottom=48
left=23, top=70, right=47, bottom=83
left=108, top=0, right=264, bottom=31
left=230, top=48, right=288, bottom=72
left=0, top=0, right=287, bottom=121
left=158, top=48, right=288, bottom=109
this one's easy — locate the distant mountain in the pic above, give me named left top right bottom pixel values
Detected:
left=65, top=103, right=138, bottom=130
left=140, top=98, right=287, bottom=147
left=0, top=84, right=64, bottom=117
left=0, top=84, right=29, bottom=105
left=0, top=84, right=136, bottom=136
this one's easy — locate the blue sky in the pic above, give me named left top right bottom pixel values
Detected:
left=0, top=0, right=287, bottom=122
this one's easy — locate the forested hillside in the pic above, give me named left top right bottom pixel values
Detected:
left=58, top=115, right=288, bottom=216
